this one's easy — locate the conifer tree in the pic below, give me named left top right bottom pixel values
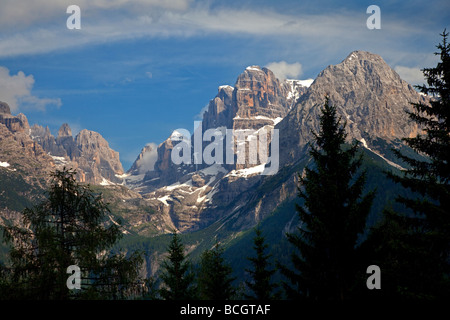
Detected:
left=197, top=243, right=235, bottom=300
left=371, top=30, right=450, bottom=299
left=244, top=226, right=277, bottom=300
left=159, top=232, right=196, bottom=300
left=1, top=168, right=143, bottom=300
left=280, top=97, right=375, bottom=301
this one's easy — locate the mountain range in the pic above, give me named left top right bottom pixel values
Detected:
left=0, top=50, right=428, bottom=277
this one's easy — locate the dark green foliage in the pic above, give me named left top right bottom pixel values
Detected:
left=369, top=30, right=450, bottom=300
left=244, top=226, right=278, bottom=300
left=280, top=97, right=375, bottom=301
left=159, top=232, right=196, bottom=300
left=361, top=208, right=444, bottom=300
left=197, top=243, right=236, bottom=300
left=0, top=168, right=143, bottom=300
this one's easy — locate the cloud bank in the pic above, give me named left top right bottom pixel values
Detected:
left=265, top=61, right=303, bottom=80
left=0, top=66, right=61, bottom=112
left=394, top=66, right=426, bottom=85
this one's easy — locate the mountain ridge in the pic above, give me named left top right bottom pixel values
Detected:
left=0, top=49, right=429, bottom=240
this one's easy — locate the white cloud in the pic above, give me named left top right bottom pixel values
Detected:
left=195, top=103, right=209, bottom=120
left=0, top=1, right=436, bottom=74
left=0, top=0, right=190, bottom=30
left=0, top=66, right=61, bottom=112
left=0, top=5, right=374, bottom=58
left=394, top=66, right=426, bottom=85
left=265, top=61, right=303, bottom=80
left=138, top=143, right=158, bottom=173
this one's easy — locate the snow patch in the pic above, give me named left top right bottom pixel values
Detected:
left=273, top=117, right=283, bottom=125
left=199, top=164, right=228, bottom=176
left=297, top=79, right=314, bottom=87
left=157, top=195, right=171, bottom=206
left=233, top=115, right=283, bottom=125
left=50, top=155, right=68, bottom=165
left=0, top=161, right=10, bottom=168
left=359, top=139, right=405, bottom=170
left=219, top=85, right=234, bottom=91
left=226, top=163, right=266, bottom=178
left=348, top=52, right=358, bottom=61
left=286, top=78, right=314, bottom=88
left=360, top=138, right=368, bottom=149
left=254, top=115, right=275, bottom=121
left=246, top=66, right=262, bottom=72
left=163, top=180, right=193, bottom=192
left=100, top=178, right=115, bottom=186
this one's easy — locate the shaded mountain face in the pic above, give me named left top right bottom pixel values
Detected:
left=278, top=50, right=427, bottom=167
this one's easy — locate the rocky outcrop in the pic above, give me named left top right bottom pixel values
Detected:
left=29, top=122, right=124, bottom=184
left=202, top=85, right=234, bottom=130
left=0, top=109, right=54, bottom=187
left=232, top=66, right=290, bottom=129
left=74, top=129, right=124, bottom=184
left=0, top=102, right=30, bottom=133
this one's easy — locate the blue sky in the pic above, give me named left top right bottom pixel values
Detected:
left=0, top=0, right=448, bottom=170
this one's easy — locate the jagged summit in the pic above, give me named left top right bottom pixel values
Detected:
left=58, top=123, right=72, bottom=138
left=278, top=49, right=428, bottom=166
left=342, top=50, right=382, bottom=63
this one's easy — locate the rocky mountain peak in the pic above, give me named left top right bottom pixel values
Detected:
left=342, top=50, right=383, bottom=64
left=278, top=50, right=428, bottom=166
left=234, top=65, right=288, bottom=122
left=0, top=103, right=29, bottom=133
left=16, top=113, right=30, bottom=132
left=58, top=123, right=72, bottom=138
left=74, top=129, right=124, bottom=183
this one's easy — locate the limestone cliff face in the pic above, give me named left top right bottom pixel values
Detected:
left=0, top=102, right=53, bottom=188
left=73, top=129, right=124, bottom=184
left=29, top=122, right=124, bottom=184
left=232, top=66, right=290, bottom=129
left=202, top=85, right=234, bottom=130
left=202, top=66, right=298, bottom=131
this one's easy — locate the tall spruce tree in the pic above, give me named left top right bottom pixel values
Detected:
left=1, top=168, right=143, bottom=300
left=197, top=243, right=236, bottom=300
left=280, top=97, right=375, bottom=301
left=159, top=232, right=196, bottom=300
left=244, top=226, right=277, bottom=300
left=371, top=30, right=450, bottom=299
